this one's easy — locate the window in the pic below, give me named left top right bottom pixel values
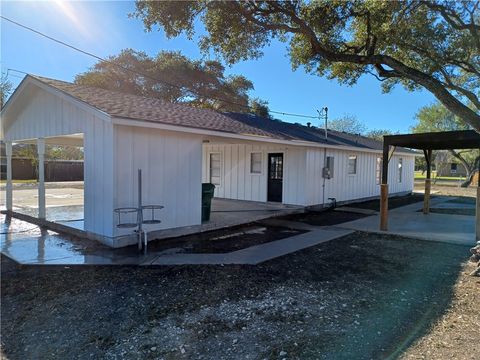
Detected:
left=250, top=152, right=262, bottom=174
left=376, top=157, right=382, bottom=185
left=348, top=155, right=357, bottom=175
left=324, top=156, right=334, bottom=178
left=398, top=158, right=403, bottom=183
left=451, top=163, right=458, bottom=174
left=209, top=153, right=221, bottom=186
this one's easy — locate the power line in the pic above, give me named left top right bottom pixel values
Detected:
left=1, top=15, right=318, bottom=120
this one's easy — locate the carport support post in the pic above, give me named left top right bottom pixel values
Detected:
left=37, top=138, right=46, bottom=219
left=380, top=142, right=389, bottom=231
left=5, top=141, right=13, bottom=211
left=423, top=149, right=432, bottom=214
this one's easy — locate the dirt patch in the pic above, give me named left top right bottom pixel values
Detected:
left=348, top=193, right=425, bottom=211
left=146, top=225, right=306, bottom=254
left=400, top=262, right=480, bottom=360
left=282, top=209, right=369, bottom=226
left=415, top=183, right=477, bottom=198
left=1, top=233, right=474, bottom=360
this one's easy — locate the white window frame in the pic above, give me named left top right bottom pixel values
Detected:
left=208, top=152, right=222, bottom=187
left=325, top=156, right=335, bottom=179
left=376, top=156, right=382, bottom=185
left=347, top=155, right=357, bottom=175
left=249, top=151, right=263, bottom=175
left=398, top=158, right=403, bottom=183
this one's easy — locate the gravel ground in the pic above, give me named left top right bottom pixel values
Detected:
left=400, top=261, right=479, bottom=360
left=1, top=232, right=473, bottom=360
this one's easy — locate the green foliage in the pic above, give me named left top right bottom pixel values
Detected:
left=328, top=114, right=394, bottom=140
left=133, top=0, right=480, bottom=130
left=365, top=129, right=395, bottom=141
left=1, top=72, right=13, bottom=108
left=328, top=114, right=367, bottom=134
left=249, top=98, right=271, bottom=118
left=411, top=102, right=470, bottom=133
left=75, top=48, right=268, bottom=114
left=412, top=101, right=478, bottom=182
left=13, top=144, right=84, bottom=163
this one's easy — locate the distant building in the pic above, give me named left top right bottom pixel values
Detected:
left=434, top=151, right=467, bottom=177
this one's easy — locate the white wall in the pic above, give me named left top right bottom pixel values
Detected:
left=113, top=125, right=203, bottom=237
left=202, top=142, right=415, bottom=207
left=202, top=142, right=307, bottom=205
left=305, top=148, right=415, bottom=205
left=2, top=84, right=115, bottom=237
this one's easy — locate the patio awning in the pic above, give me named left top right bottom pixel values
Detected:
left=379, top=130, right=480, bottom=240
left=383, top=130, right=480, bottom=150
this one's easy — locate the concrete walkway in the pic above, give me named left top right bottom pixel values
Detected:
left=146, top=228, right=353, bottom=265
left=340, top=197, right=476, bottom=246
left=1, top=213, right=352, bottom=266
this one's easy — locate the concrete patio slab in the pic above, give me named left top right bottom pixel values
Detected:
left=259, top=218, right=320, bottom=231
left=431, top=201, right=475, bottom=210
left=341, top=211, right=476, bottom=246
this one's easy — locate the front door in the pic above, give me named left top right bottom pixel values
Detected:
left=267, top=153, right=283, bottom=202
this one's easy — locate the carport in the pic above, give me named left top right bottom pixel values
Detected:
left=379, top=130, right=480, bottom=240
left=4, top=134, right=84, bottom=220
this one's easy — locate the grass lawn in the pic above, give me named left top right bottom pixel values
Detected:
left=0, top=179, right=37, bottom=184
left=414, top=171, right=465, bottom=181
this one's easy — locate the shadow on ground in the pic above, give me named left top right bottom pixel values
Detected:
left=0, top=231, right=470, bottom=360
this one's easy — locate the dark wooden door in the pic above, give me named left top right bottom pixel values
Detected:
left=267, top=153, right=283, bottom=202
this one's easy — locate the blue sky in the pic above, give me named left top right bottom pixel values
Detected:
left=1, top=0, right=436, bottom=132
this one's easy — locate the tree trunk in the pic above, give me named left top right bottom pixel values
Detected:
left=448, top=151, right=480, bottom=187
left=461, top=157, right=480, bottom=187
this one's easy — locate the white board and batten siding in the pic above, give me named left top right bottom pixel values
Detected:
left=202, top=143, right=307, bottom=205
left=2, top=84, right=115, bottom=238
left=113, top=125, right=203, bottom=237
left=305, top=148, right=414, bottom=206
left=203, top=143, right=415, bottom=207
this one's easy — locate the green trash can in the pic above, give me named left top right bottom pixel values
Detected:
left=202, top=183, right=215, bottom=222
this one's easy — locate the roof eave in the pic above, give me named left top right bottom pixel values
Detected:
left=111, top=116, right=416, bottom=156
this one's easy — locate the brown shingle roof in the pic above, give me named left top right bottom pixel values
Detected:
left=31, top=75, right=274, bottom=138
left=30, top=75, right=416, bottom=153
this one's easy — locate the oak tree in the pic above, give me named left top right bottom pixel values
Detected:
left=133, top=0, right=480, bottom=131
left=76, top=48, right=271, bottom=115
left=412, top=101, right=479, bottom=186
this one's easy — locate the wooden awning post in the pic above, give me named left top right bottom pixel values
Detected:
left=423, top=149, right=432, bottom=215
left=380, top=142, right=390, bottom=231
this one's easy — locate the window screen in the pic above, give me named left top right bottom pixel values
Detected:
left=209, top=153, right=221, bottom=186
left=326, top=156, right=334, bottom=178
left=398, top=158, right=403, bottom=183
left=250, top=152, right=262, bottom=174
left=376, top=157, right=382, bottom=185
left=348, top=155, right=357, bottom=175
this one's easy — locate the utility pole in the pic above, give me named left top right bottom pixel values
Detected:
left=317, top=107, right=328, bottom=141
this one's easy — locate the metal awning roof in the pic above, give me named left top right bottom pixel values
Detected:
left=383, top=130, right=480, bottom=150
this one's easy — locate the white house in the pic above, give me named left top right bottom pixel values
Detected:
left=1, top=75, right=416, bottom=247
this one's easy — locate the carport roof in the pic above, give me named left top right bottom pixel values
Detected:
left=383, top=130, right=480, bottom=150
left=26, top=75, right=415, bottom=153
